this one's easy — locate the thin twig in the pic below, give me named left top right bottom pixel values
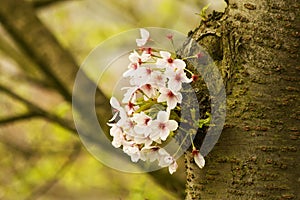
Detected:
left=0, top=112, right=39, bottom=125
left=31, top=0, right=69, bottom=9
left=0, top=0, right=74, bottom=102
left=0, top=84, right=77, bottom=133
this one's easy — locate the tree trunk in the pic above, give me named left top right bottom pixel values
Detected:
left=185, top=0, right=300, bottom=199
left=0, top=0, right=186, bottom=198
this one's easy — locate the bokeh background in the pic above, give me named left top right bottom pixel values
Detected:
left=0, top=0, right=225, bottom=199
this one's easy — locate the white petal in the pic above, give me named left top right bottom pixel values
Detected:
left=134, top=125, right=145, bottom=134
left=140, top=28, right=150, bottom=39
left=132, top=112, right=151, bottom=125
left=123, top=68, right=135, bottom=77
left=157, top=111, right=169, bottom=122
left=160, top=51, right=171, bottom=59
left=122, top=87, right=138, bottom=103
left=182, top=74, right=193, bottom=83
left=158, top=155, right=173, bottom=167
left=136, top=39, right=147, bottom=47
left=109, top=111, right=118, bottom=122
left=129, top=51, right=139, bottom=63
left=110, top=97, right=120, bottom=109
left=194, top=152, right=205, bottom=169
left=149, top=131, right=160, bottom=141
left=144, top=139, right=153, bottom=147
left=168, top=79, right=182, bottom=92
left=176, top=92, right=183, bottom=103
left=167, top=120, right=178, bottom=131
left=160, top=129, right=170, bottom=141
left=140, top=52, right=151, bottom=61
left=167, top=97, right=178, bottom=110
left=156, top=59, right=167, bottom=68
left=158, top=148, right=169, bottom=156
left=112, top=138, right=122, bottom=148
left=131, top=154, right=140, bottom=162
left=168, top=161, right=178, bottom=174
left=173, top=59, right=186, bottom=70
left=157, top=93, right=168, bottom=103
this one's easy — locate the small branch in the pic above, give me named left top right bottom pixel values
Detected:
left=0, top=84, right=40, bottom=112
left=0, top=137, right=34, bottom=158
left=0, top=0, right=75, bottom=102
left=0, top=84, right=77, bottom=133
left=30, top=0, right=69, bottom=9
left=0, top=112, right=40, bottom=125
left=24, top=143, right=82, bottom=200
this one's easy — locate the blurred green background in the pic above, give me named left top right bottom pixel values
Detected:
left=0, top=0, right=225, bottom=199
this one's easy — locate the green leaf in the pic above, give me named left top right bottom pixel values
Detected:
left=195, top=4, right=211, bottom=21
left=198, top=112, right=211, bottom=128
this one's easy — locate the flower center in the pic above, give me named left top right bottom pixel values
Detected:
left=144, top=118, right=151, bottom=125
left=175, top=73, right=182, bottom=82
left=167, top=91, right=175, bottom=98
left=138, top=58, right=142, bottom=65
left=145, top=84, right=152, bottom=90
left=132, top=63, right=138, bottom=70
left=156, top=75, right=163, bottom=81
left=128, top=102, right=134, bottom=109
left=159, top=122, right=166, bottom=130
left=192, top=74, right=199, bottom=82
left=146, top=68, right=152, bottom=75
left=167, top=58, right=173, bottom=64
left=147, top=47, right=152, bottom=54
left=192, top=149, right=199, bottom=156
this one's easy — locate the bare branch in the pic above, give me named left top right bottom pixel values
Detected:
left=0, top=84, right=77, bottom=133
left=0, top=26, right=41, bottom=77
left=0, top=0, right=75, bottom=102
left=0, top=112, right=39, bottom=125
left=30, top=0, right=70, bottom=9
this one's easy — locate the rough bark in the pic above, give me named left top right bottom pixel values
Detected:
left=185, top=0, right=300, bottom=199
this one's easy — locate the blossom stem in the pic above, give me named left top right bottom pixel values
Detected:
left=137, top=89, right=151, bottom=99
left=172, top=127, right=190, bottom=157
left=135, top=100, right=157, bottom=113
left=169, top=39, right=175, bottom=52
left=189, top=132, right=196, bottom=149
left=184, top=68, right=194, bottom=76
left=181, top=55, right=198, bottom=60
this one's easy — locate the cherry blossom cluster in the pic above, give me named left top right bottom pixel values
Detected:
left=107, top=28, right=205, bottom=174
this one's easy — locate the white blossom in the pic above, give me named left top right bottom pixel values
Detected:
left=157, top=87, right=182, bottom=110
left=132, top=112, right=153, bottom=137
left=122, top=86, right=138, bottom=103
left=107, top=28, right=202, bottom=174
left=109, top=125, right=124, bottom=148
left=109, top=97, right=128, bottom=126
left=168, top=161, right=178, bottom=174
left=140, top=146, right=160, bottom=162
left=129, top=66, right=153, bottom=86
left=123, top=51, right=151, bottom=78
left=166, top=69, right=192, bottom=92
left=150, top=111, right=178, bottom=141
left=140, top=84, right=157, bottom=99
left=156, top=51, right=186, bottom=71
left=123, top=144, right=141, bottom=162
left=157, top=148, right=174, bottom=167
left=149, top=70, right=167, bottom=88
left=192, top=148, right=205, bottom=169
left=136, top=28, right=150, bottom=47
